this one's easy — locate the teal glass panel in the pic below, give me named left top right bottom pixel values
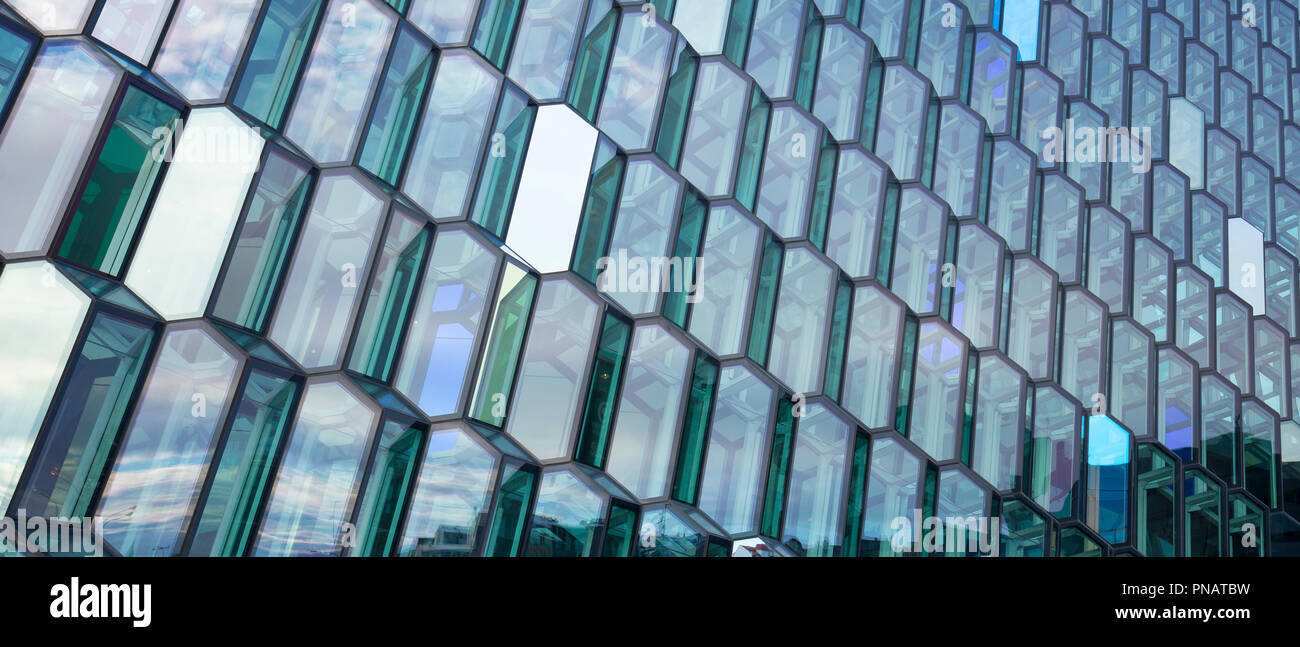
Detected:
left=603, top=501, right=637, bottom=556
left=1185, top=468, right=1222, bottom=556
left=188, top=370, right=298, bottom=556
left=841, top=431, right=869, bottom=557
left=0, top=24, right=35, bottom=121
left=570, top=145, right=625, bottom=285
left=566, top=5, right=617, bottom=121
left=759, top=394, right=795, bottom=538
left=1242, top=401, right=1278, bottom=508
left=484, top=460, right=536, bottom=557
left=468, top=264, right=537, bottom=426
left=357, top=26, right=436, bottom=187
left=1136, top=444, right=1176, bottom=556
left=662, top=188, right=708, bottom=327
left=469, top=86, right=535, bottom=239
left=735, top=86, right=771, bottom=211
left=654, top=39, right=698, bottom=167
left=574, top=312, right=632, bottom=468
left=56, top=85, right=178, bottom=275
left=1000, top=499, right=1048, bottom=557
left=822, top=278, right=852, bottom=401
left=232, top=0, right=325, bottom=129
left=210, top=148, right=314, bottom=333
left=472, top=0, right=524, bottom=70
left=352, top=420, right=423, bottom=557
left=746, top=232, right=783, bottom=365
left=670, top=353, right=719, bottom=505
left=348, top=210, right=431, bottom=383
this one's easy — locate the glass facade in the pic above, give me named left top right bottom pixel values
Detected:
left=0, top=0, right=1296, bottom=558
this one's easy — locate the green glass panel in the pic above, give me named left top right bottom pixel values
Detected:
left=484, top=461, right=536, bottom=557
left=670, top=354, right=719, bottom=504
left=1243, top=405, right=1277, bottom=508
left=999, top=499, right=1048, bottom=556
left=759, top=395, right=796, bottom=538
left=893, top=316, right=918, bottom=435
left=358, top=26, right=436, bottom=187
left=841, top=431, right=869, bottom=557
left=1136, top=444, right=1176, bottom=556
left=653, top=42, right=697, bottom=168
left=794, top=8, right=822, bottom=110
left=707, top=538, right=729, bottom=557
left=15, top=312, right=154, bottom=520
left=570, top=145, right=626, bottom=284
left=348, top=217, right=431, bottom=382
left=874, top=181, right=900, bottom=283
left=211, top=148, right=314, bottom=333
left=960, top=349, right=976, bottom=465
left=470, top=87, right=535, bottom=239
left=921, top=463, right=938, bottom=519
left=1185, top=469, right=1222, bottom=556
left=808, top=134, right=837, bottom=249
left=902, top=0, right=924, bottom=65
left=919, top=100, right=940, bottom=188
left=574, top=312, right=632, bottom=468
left=822, top=278, right=852, bottom=401
left=58, top=263, right=159, bottom=317
left=470, top=265, right=538, bottom=426
left=939, top=220, right=957, bottom=319
left=58, top=86, right=179, bottom=276
left=0, top=24, right=35, bottom=122
left=845, top=0, right=864, bottom=25
left=859, top=55, right=885, bottom=148
left=567, top=7, right=618, bottom=121
left=353, top=421, right=423, bottom=557
left=603, top=501, right=637, bottom=556
left=662, top=188, right=708, bottom=328
left=472, top=0, right=524, bottom=70
left=1058, top=526, right=1104, bottom=556
left=383, top=0, right=408, bottom=13
left=723, top=0, right=757, bottom=68
left=188, top=370, right=298, bottom=556
left=745, top=232, right=783, bottom=365
left=232, top=0, right=324, bottom=129
left=735, top=86, right=770, bottom=211
left=650, top=0, right=676, bottom=21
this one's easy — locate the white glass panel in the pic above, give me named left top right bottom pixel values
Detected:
left=125, top=108, right=264, bottom=320
left=0, top=262, right=91, bottom=511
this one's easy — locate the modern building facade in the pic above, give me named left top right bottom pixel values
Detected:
left=0, top=0, right=1296, bottom=557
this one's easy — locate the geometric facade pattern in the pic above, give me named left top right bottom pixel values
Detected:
left=0, top=0, right=1297, bottom=558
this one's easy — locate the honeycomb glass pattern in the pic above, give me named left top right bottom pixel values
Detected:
left=0, top=0, right=1297, bottom=559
